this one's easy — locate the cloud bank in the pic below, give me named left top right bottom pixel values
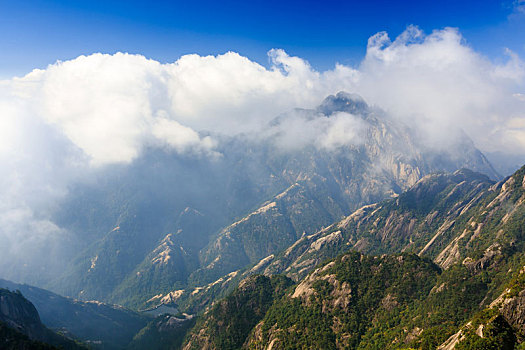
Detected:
left=1, top=26, right=524, bottom=282
left=2, top=26, right=523, bottom=167
left=359, top=26, right=525, bottom=152
left=1, top=50, right=356, bottom=166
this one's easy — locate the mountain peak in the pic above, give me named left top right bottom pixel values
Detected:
left=317, top=91, right=369, bottom=116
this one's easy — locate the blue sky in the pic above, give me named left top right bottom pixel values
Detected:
left=0, top=0, right=524, bottom=78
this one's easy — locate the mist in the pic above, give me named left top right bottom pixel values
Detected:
left=1, top=26, right=524, bottom=285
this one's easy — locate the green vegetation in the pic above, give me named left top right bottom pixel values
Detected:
left=184, top=275, right=293, bottom=349
left=251, top=253, right=440, bottom=349
left=456, top=315, right=516, bottom=350
left=263, top=169, right=498, bottom=284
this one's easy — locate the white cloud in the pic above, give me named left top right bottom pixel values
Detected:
left=2, top=51, right=359, bottom=166
left=151, top=113, right=217, bottom=155
left=24, top=53, right=215, bottom=165
left=318, top=112, right=367, bottom=150
left=265, top=110, right=367, bottom=151
left=356, top=26, right=525, bottom=153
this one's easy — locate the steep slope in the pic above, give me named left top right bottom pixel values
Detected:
left=438, top=258, right=525, bottom=349
left=50, top=151, right=286, bottom=302
left=0, top=288, right=82, bottom=349
left=177, top=251, right=493, bottom=349
left=260, top=168, right=496, bottom=280
left=0, top=279, right=149, bottom=348
left=190, top=182, right=338, bottom=286
left=183, top=275, right=293, bottom=350
left=188, top=237, right=525, bottom=349
left=276, top=163, right=524, bottom=281
left=246, top=253, right=505, bottom=350
left=109, top=207, right=213, bottom=307
left=153, top=168, right=494, bottom=314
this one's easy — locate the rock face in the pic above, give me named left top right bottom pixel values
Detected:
left=270, top=164, right=524, bottom=281
left=109, top=207, right=214, bottom=307
left=0, top=288, right=80, bottom=349
left=438, top=314, right=516, bottom=350
left=0, top=288, right=45, bottom=340
left=255, top=168, right=495, bottom=282
left=501, top=290, right=525, bottom=336
left=0, top=322, right=58, bottom=350
left=177, top=93, right=499, bottom=299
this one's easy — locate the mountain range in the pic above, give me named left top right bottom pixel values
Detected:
left=40, top=92, right=498, bottom=307
left=2, top=92, right=522, bottom=349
